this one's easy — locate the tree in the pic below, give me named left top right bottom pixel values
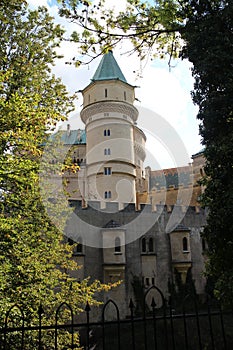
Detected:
left=57, top=0, right=233, bottom=304
left=181, top=1, right=233, bottom=305
left=0, top=1, right=114, bottom=348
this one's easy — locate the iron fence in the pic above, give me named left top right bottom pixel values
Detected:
left=0, top=285, right=232, bottom=350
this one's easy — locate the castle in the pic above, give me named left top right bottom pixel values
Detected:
left=53, top=51, right=207, bottom=316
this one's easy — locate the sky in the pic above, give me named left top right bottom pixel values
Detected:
left=27, top=0, right=202, bottom=170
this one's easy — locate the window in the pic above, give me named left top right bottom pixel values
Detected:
left=115, top=237, right=121, bottom=253
left=124, top=91, right=126, bottom=100
left=105, top=88, right=108, bottom=97
left=148, top=237, right=154, bottom=252
left=104, top=129, right=110, bottom=136
left=76, top=237, right=83, bottom=254
left=104, top=148, right=111, bottom=155
left=104, top=167, right=111, bottom=175
left=151, top=277, right=155, bottom=285
left=141, top=237, right=155, bottom=254
left=145, top=278, right=150, bottom=287
left=141, top=237, right=146, bottom=253
left=104, top=191, right=112, bottom=199
left=183, top=237, right=188, bottom=252
left=68, top=238, right=74, bottom=246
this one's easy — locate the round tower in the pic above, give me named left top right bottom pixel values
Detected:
left=80, top=51, right=141, bottom=204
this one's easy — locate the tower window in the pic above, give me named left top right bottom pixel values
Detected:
left=105, top=88, right=108, bottom=98
left=104, top=191, right=112, bottom=199
left=148, top=237, right=154, bottom=252
left=104, top=148, right=111, bottom=155
left=124, top=91, right=126, bottom=100
left=183, top=237, right=188, bottom=252
left=141, top=237, right=146, bottom=253
left=115, top=237, right=121, bottom=253
left=104, top=129, right=111, bottom=136
left=76, top=237, right=83, bottom=254
left=104, top=167, right=111, bottom=175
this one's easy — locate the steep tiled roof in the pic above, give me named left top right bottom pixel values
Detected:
left=48, top=129, right=86, bottom=145
left=92, top=51, right=127, bottom=83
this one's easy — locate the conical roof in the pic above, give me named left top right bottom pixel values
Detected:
left=92, top=51, right=127, bottom=83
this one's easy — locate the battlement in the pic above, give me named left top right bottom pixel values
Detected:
left=68, top=199, right=204, bottom=216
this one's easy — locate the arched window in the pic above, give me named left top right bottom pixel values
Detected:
left=104, top=129, right=110, bottom=136
left=76, top=237, right=83, bottom=254
left=115, top=237, right=121, bottom=253
left=104, top=167, right=111, bottom=175
left=148, top=237, right=154, bottom=252
left=141, top=237, right=146, bottom=253
left=183, top=237, right=188, bottom=251
left=104, top=191, right=112, bottom=199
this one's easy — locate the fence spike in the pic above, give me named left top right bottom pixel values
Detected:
left=85, top=300, right=91, bottom=312
left=151, top=297, right=156, bottom=309
left=38, top=304, right=44, bottom=316
left=129, top=298, right=134, bottom=309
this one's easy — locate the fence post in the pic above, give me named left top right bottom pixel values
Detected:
left=168, top=296, right=176, bottom=350
left=218, top=302, right=227, bottom=350
left=194, top=296, right=202, bottom=350
left=38, top=305, right=44, bottom=350
left=143, top=294, right=148, bottom=350
left=85, top=301, right=91, bottom=350
left=129, top=299, right=136, bottom=350
left=151, top=297, right=158, bottom=350
left=207, top=297, right=215, bottom=350
left=182, top=301, right=189, bottom=350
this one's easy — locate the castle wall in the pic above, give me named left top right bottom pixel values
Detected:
left=65, top=201, right=206, bottom=318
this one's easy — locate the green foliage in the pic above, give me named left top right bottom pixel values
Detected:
left=57, top=0, right=183, bottom=64
left=0, top=1, right=114, bottom=348
left=181, top=0, right=233, bottom=306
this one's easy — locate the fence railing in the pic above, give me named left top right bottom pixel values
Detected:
left=0, top=285, right=232, bottom=350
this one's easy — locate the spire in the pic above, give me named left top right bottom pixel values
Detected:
left=92, top=51, right=127, bottom=83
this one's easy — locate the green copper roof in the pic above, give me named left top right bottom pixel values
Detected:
left=92, top=51, right=127, bottom=83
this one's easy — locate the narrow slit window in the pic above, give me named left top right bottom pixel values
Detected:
left=105, top=88, right=108, bottom=97
left=183, top=237, right=188, bottom=251
left=148, top=237, right=154, bottom=252
left=104, top=167, right=111, bottom=175
left=104, top=129, right=111, bottom=136
left=141, top=237, right=146, bottom=253
left=115, top=237, right=121, bottom=253
left=76, top=237, right=83, bottom=254
left=104, top=191, right=112, bottom=199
